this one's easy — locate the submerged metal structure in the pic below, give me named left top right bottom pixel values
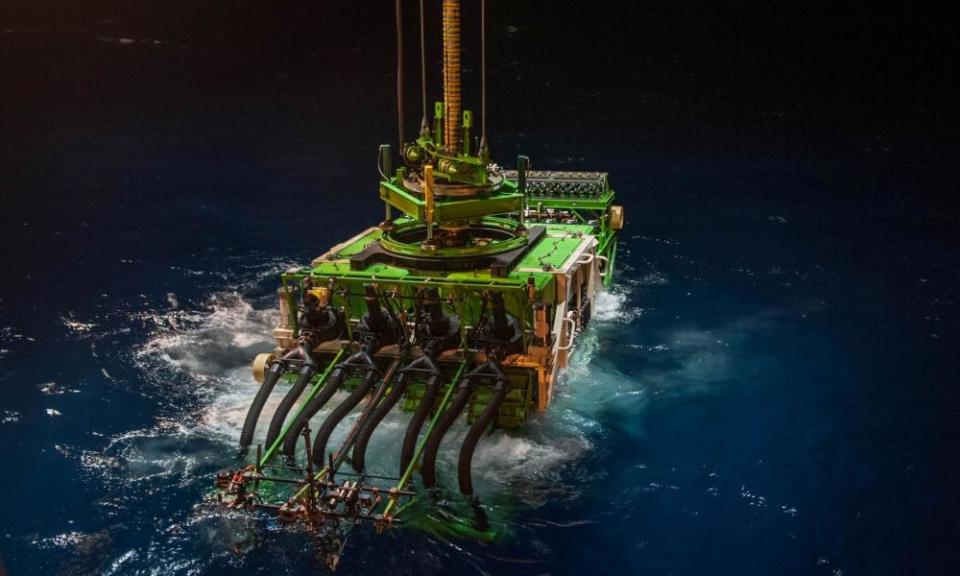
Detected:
left=213, top=0, right=623, bottom=567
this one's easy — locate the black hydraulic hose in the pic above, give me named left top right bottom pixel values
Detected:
left=399, top=373, right=441, bottom=477
left=311, top=368, right=380, bottom=466
left=298, top=341, right=318, bottom=367
left=239, top=362, right=285, bottom=449
left=457, top=374, right=509, bottom=496
left=351, top=372, right=410, bottom=472
left=263, top=364, right=315, bottom=452
left=281, top=364, right=347, bottom=458
left=420, top=376, right=477, bottom=489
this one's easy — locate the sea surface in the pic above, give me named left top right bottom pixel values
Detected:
left=2, top=4, right=959, bottom=575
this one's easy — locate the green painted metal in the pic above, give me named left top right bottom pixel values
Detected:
left=527, top=193, right=616, bottom=211
left=604, top=239, right=618, bottom=287
left=515, top=236, right=585, bottom=270
left=467, top=370, right=531, bottom=428
left=379, top=218, right=528, bottom=258
left=403, top=128, right=490, bottom=187
left=379, top=179, right=524, bottom=224
left=292, top=465, right=329, bottom=502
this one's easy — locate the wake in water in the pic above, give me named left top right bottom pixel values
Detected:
left=38, top=253, right=661, bottom=574
left=131, top=286, right=619, bottom=501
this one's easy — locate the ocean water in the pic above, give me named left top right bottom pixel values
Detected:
left=2, top=5, right=959, bottom=575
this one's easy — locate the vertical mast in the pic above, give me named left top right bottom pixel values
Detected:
left=395, top=0, right=405, bottom=147
left=419, top=0, right=429, bottom=134
left=480, top=0, right=488, bottom=158
left=441, top=0, right=461, bottom=155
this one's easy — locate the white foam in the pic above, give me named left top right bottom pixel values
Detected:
left=92, top=274, right=652, bottom=514
left=592, top=288, right=644, bottom=323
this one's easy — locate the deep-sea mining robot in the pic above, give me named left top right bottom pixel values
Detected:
left=213, top=1, right=623, bottom=567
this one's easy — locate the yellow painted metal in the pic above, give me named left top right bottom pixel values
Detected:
left=610, top=205, right=625, bottom=230
left=305, top=287, right=331, bottom=307
left=251, top=352, right=276, bottom=384
left=424, top=165, right=436, bottom=225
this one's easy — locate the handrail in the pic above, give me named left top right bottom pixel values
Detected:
left=596, top=255, right=609, bottom=278
left=557, top=311, right=577, bottom=351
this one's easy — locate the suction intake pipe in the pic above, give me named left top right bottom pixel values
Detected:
left=421, top=361, right=497, bottom=489
left=239, top=344, right=315, bottom=450
left=297, top=340, right=319, bottom=368
left=263, top=363, right=316, bottom=452
left=239, top=361, right=285, bottom=450
left=280, top=358, right=351, bottom=459
left=311, top=364, right=380, bottom=466
left=353, top=351, right=443, bottom=473
left=457, top=360, right=508, bottom=496
left=351, top=370, right=409, bottom=473
left=398, top=361, right=443, bottom=477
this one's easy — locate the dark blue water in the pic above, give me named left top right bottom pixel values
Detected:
left=2, top=3, right=959, bottom=575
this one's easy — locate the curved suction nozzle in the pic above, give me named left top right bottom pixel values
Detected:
left=280, top=287, right=395, bottom=464
left=351, top=368, right=411, bottom=473
left=239, top=361, right=285, bottom=450
left=263, top=363, right=315, bottom=452
left=457, top=360, right=508, bottom=496
left=421, top=361, right=498, bottom=490
left=281, top=362, right=350, bottom=459
left=399, top=367, right=443, bottom=477
left=311, top=365, right=380, bottom=466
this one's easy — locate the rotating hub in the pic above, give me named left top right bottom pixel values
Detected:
left=350, top=222, right=547, bottom=278
left=380, top=217, right=525, bottom=258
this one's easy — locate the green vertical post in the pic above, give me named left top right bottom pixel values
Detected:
left=433, top=102, right=444, bottom=148
left=516, top=155, right=529, bottom=196
left=517, top=155, right=530, bottom=229
left=461, top=110, right=473, bottom=156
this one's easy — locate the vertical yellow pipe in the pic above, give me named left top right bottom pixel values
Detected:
left=442, top=0, right=461, bottom=155
left=424, top=164, right=435, bottom=240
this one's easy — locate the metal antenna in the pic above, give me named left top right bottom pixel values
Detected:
left=419, top=0, right=429, bottom=134
left=396, top=0, right=405, bottom=148
left=479, top=0, right=488, bottom=158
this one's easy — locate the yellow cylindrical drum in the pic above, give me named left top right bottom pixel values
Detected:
left=252, top=353, right=276, bottom=384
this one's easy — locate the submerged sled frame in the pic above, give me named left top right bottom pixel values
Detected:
left=215, top=172, right=620, bottom=537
